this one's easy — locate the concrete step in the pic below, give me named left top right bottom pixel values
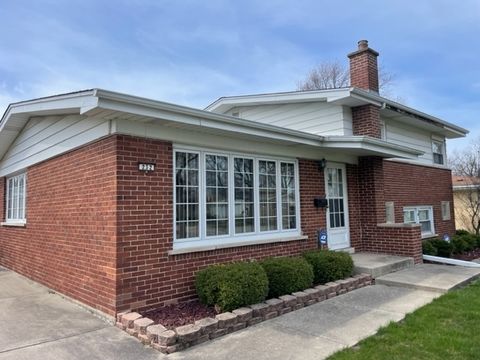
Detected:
left=351, top=253, right=414, bottom=278
left=375, top=264, right=480, bottom=293
left=335, top=247, right=355, bottom=254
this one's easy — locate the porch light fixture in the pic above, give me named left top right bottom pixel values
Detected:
left=317, top=158, right=327, bottom=172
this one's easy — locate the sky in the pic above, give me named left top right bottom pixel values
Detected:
left=1, top=0, right=479, bottom=154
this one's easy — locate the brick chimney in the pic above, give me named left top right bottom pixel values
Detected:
left=348, top=40, right=381, bottom=138
left=348, top=40, right=379, bottom=93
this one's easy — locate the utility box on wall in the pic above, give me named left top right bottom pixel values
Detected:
left=313, top=197, right=328, bottom=208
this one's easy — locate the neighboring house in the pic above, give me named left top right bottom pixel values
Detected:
left=0, top=40, right=467, bottom=318
left=452, top=175, right=480, bottom=233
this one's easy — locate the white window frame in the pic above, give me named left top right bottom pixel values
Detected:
left=441, top=201, right=451, bottom=221
left=380, top=120, right=386, bottom=141
left=5, top=172, right=27, bottom=224
left=432, top=139, right=445, bottom=165
left=403, top=206, right=435, bottom=238
left=173, top=147, right=301, bottom=250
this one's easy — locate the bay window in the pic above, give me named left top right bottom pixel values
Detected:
left=174, top=149, right=300, bottom=247
left=5, top=173, right=27, bottom=223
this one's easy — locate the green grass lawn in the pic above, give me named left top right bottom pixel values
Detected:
left=328, top=281, right=480, bottom=360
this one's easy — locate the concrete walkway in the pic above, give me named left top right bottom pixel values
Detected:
left=376, top=263, right=480, bottom=293
left=0, top=266, right=472, bottom=360
left=170, top=285, right=439, bottom=360
left=0, top=270, right=163, bottom=360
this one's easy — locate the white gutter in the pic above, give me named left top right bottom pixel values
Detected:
left=350, top=88, right=469, bottom=136
left=423, top=255, right=480, bottom=268
left=93, top=89, right=326, bottom=146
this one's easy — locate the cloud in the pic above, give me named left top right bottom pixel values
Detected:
left=0, top=0, right=478, bottom=153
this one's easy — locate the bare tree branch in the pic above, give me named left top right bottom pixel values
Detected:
left=450, top=137, right=480, bottom=234
left=296, top=60, right=401, bottom=102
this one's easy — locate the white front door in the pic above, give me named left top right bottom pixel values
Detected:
left=325, top=163, right=350, bottom=250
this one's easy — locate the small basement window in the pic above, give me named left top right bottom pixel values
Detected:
left=441, top=201, right=451, bottom=221
left=5, top=173, right=27, bottom=223
left=432, top=140, right=445, bottom=165
left=403, top=206, right=435, bottom=238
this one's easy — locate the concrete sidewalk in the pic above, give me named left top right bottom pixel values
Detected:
left=170, top=285, right=439, bottom=360
left=0, top=268, right=445, bottom=360
left=0, top=270, right=163, bottom=360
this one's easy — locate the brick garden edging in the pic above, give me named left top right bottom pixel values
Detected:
left=116, top=273, right=373, bottom=354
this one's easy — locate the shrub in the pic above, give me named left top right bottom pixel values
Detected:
left=475, top=234, right=480, bottom=248
left=422, top=239, right=437, bottom=256
left=429, top=238, right=453, bottom=258
left=303, top=250, right=353, bottom=285
left=455, top=229, right=470, bottom=236
left=260, top=257, right=314, bottom=298
left=451, top=235, right=468, bottom=254
left=451, top=233, right=477, bottom=254
left=463, top=234, right=477, bottom=252
left=195, top=261, right=268, bottom=312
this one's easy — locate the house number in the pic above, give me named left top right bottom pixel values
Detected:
left=138, top=163, right=155, bottom=172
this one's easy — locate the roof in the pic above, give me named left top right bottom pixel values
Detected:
left=0, top=88, right=429, bottom=174
left=452, top=175, right=480, bottom=190
left=205, top=87, right=469, bottom=139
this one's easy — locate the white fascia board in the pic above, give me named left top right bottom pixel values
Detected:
left=0, top=91, right=97, bottom=162
left=322, top=136, right=424, bottom=159
left=349, top=88, right=469, bottom=137
left=93, top=90, right=325, bottom=147
left=0, top=90, right=95, bottom=123
left=204, top=88, right=351, bottom=113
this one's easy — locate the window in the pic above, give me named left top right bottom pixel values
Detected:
left=175, top=151, right=200, bottom=239
left=205, top=154, right=229, bottom=237
left=441, top=201, right=451, bottom=221
left=403, top=206, right=435, bottom=237
left=234, top=157, right=255, bottom=234
left=326, top=167, right=346, bottom=228
left=174, top=149, right=300, bottom=246
left=281, top=162, right=297, bottom=230
left=380, top=120, right=386, bottom=141
left=5, top=173, right=27, bottom=223
left=259, top=160, right=277, bottom=232
left=385, top=202, right=395, bottom=224
left=432, top=140, right=444, bottom=165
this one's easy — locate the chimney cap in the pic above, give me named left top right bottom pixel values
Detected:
left=347, top=39, right=379, bottom=58
left=358, top=40, right=369, bottom=50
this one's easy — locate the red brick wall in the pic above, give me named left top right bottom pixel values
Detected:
left=298, top=159, right=327, bottom=242
left=115, top=136, right=322, bottom=313
left=0, top=136, right=118, bottom=315
left=346, top=164, right=362, bottom=250
left=348, top=45, right=379, bottom=93
left=352, top=105, right=381, bottom=138
left=383, top=161, right=455, bottom=238
left=365, top=224, right=423, bottom=264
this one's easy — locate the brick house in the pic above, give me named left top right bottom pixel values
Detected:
left=0, top=40, right=467, bottom=319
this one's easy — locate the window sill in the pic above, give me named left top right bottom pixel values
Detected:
left=1, top=222, right=26, bottom=227
left=168, top=234, right=309, bottom=255
left=422, top=233, right=438, bottom=240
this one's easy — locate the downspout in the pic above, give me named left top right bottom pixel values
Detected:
left=423, top=254, right=480, bottom=268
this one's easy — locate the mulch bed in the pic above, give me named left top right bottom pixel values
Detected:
left=141, top=301, right=218, bottom=329
left=452, top=248, right=480, bottom=262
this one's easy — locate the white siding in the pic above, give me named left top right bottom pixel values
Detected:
left=0, top=114, right=111, bottom=177
left=384, top=118, right=443, bottom=165
left=228, top=102, right=351, bottom=136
